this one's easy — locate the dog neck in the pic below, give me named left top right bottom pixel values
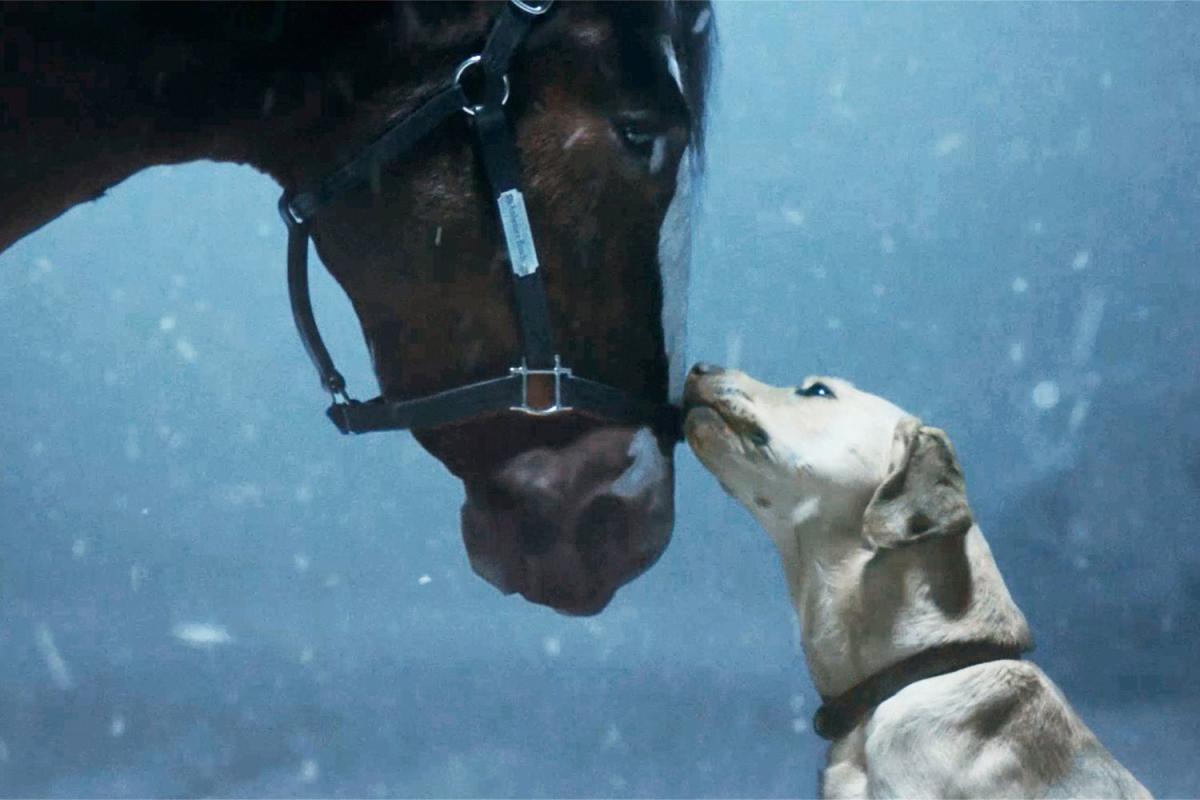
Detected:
left=759, top=503, right=1033, bottom=702
left=811, top=638, right=1028, bottom=740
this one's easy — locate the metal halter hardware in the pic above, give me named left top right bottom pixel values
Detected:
left=454, top=55, right=510, bottom=116
left=510, top=0, right=553, bottom=15
left=278, top=0, right=680, bottom=439
left=510, top=356, right=572, bottom=416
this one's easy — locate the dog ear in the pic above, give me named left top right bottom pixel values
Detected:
left=862, top=417, right=973, bottom=549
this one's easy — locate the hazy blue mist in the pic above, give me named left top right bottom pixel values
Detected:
left=2, top=3, right=1197, bottom=796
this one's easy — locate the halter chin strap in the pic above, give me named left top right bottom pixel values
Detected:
left=278, top=0, right=679, bottom=438
left=812, top=640, right=1030, bottom=741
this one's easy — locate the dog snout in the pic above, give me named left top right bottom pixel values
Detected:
left=684, top=363, right=748, bottom=411
left=689, top=362, right=724, bottom=377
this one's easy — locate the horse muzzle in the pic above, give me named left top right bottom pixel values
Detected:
left=459, top=425, right=674, bottom=615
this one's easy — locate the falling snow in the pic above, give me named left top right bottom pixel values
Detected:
left=724, top=331, right=743, bottom=368
left=1068, top=399, right=1091, bottom=432
left=34, top=623, right=74, bottom=691
left=1071, top=289, right=1107, bottom=365
left=129, top=564, right=147, bottom=592
left=300, top=759, right=320, bottom=784
left=1031, top=380, right=1061, bottom=410
left=602, top=723, right=623, bottom=749
left=934, top=132, right=966, bottom=157
left=781, top=207, right=806, bottom=226
left=171, top=622, right=233, bottom=648
left=1009, top=342, right=1025, bottom=365
left=174, top=338, right=198, bottom=362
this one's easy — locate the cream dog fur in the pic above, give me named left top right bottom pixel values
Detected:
left=684, top=365, right=1149, bottom=799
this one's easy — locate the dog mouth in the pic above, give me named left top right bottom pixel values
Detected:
left=682, top=378, right=769, bottom=449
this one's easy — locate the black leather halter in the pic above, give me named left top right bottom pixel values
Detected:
left=278, top=0, right=679, bottom=438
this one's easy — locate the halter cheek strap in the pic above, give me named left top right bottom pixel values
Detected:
left=278, top=0, right=680, bottom=440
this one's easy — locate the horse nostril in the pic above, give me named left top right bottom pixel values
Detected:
left=691, top=362, right=722, bottom=376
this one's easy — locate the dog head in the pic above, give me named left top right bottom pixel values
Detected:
left=684, top=364, right=1032, bottom=698
left=683, top=364, right=971, bottom=548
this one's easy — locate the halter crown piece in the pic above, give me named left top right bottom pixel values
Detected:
left=278, top=0, right=678, bottom=438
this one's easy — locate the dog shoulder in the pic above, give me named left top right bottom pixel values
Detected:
left=863, top=661, right=1150, bottom=798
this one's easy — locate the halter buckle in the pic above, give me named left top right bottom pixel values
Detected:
left=454, top=55, right=510, bottom=117
left=510, top=355, right=573, bottom=415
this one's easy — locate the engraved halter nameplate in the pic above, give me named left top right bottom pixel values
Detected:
left=497, top=189, right=539, bottom=276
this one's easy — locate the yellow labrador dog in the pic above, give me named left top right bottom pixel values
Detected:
left=684, top=364, right=1149, bottom=799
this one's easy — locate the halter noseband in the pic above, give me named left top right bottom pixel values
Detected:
left=278, top=0, right=679, bottom=438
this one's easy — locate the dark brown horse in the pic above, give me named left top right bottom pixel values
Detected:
left=0, top=2, right=712, bottom=614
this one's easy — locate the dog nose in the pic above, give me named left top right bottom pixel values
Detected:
left=690, top=362, right=723, bottom=376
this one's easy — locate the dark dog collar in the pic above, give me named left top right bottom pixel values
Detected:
left=812, top=640, right=1029, bottom=741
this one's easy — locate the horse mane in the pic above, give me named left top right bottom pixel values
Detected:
left=592, top=1, right=714, bottom=161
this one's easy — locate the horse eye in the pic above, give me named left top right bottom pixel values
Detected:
left=613, top=117, right=660, bottom=160
left=798, top=382, right=836, bottom=399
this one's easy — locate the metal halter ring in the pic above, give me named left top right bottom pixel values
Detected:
left=454, top=55, right=510, bottom=117
left=277, top=193, right=305, bottom=230
left=510, top=0, right=553, bottom=15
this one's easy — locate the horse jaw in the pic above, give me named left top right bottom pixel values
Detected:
left=458, top=426, right=674, bottom=615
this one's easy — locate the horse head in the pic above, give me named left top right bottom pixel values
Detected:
left=263, top=2, right=712, bottom=614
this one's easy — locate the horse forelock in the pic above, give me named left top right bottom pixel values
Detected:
left=586, top=1, right=714, bottom=166
left=663, top=0, right=715, bottom=165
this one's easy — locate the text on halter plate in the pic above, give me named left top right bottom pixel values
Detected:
left=497, top=189, right=539, bottom=277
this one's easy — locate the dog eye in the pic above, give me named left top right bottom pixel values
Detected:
left=798, top=382, right=836, bottom=399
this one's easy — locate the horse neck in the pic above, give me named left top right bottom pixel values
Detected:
left=1, top=100, right=239, bottom=252
left=0, top=5, right=436, bottom=252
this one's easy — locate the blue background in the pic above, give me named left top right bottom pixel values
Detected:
left=2, top=3, right=1198, bottom=796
